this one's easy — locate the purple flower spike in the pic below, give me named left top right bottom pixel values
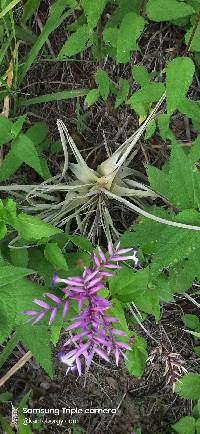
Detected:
left=24, top=242, right=138, bottom=375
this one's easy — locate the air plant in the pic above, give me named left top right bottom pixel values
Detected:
left=2, top=93, right=200, bottom=242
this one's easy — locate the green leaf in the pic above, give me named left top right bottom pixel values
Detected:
left=172, top=416, right=196, bottom=434
left=85, top=88, right=100, bottom=106
left=116, top=12, right=145, bottom=63
left=145, top=119, right=156, bottom=139
left=44, top=242, right=68, bottom=270
left=20, top=0, right=71, bottom=81
left=175, top=373, right=200, bottom=400
left=128, top=83, right=165, bottom=115
left=0, top=147, right=22, bottom=182
left=168, top=143, right=195, bottom=209
left=18, top=324, right=53, bottom=377
left=19, top=88, right=89, bottom=106
left=95, top=69, right=110, bottom=101
left=0, top=333, right=19, bottom=369
left=132, top=65, right=149, bottom=86
left=10, top=247, right=29, bottom=268
left=81, top=0, right=107, bottom=30
left=150, top=224, right=200, bottom=277
left=12, top=133, right=45, bottom=178
left=168, top=247, right=200, bottom=293
left=17, top=213, right=62, bottom=240
left=59, top=24, right=90, bottom=57
left=146, top=0, right=195, bottom=21
left=182, top=314, right=200, bottom=330
left=166, top=57, right=195, bottom=115
left=25, top=122, right=49, bottom=149
left=22, top=0, right=41, bottom=23
left=126, top=336, right=148, bottom=376
left=0, top=115, right=12, bottom=145
left=120, top=207, right=168, bottom=254
left=65, top=234, right=92, bottom=250
left=110, top=267, right=149, bottom=303
left=146, top=165, right=169, bottom=198
left=0, top=265, right=34, bottom=287
left=0, top=292, right=16, bottom=344
left=115, top=78, right=129, bottom=108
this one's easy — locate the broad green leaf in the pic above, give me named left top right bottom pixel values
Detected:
left=12, top=133, right=45, bottom=178
left=106, top=298, right=129, bottom=334
left=116, top=12, right=145, bottom=63
left=110, top=267, right=149, bottom=303
left=175, top=373, right=200, bottom=399
left=28, top=247, right=53, bottom=285
left=65, top=234, right=92, bottom=250
left=18, top=324, right=53, bottom=377
left=25, top=122, right=49, bottom=149
left=166, top=57, right=195, bottom=115
left=158, top=113, right=176, bottom=141
left=106, top=0, right=141, bottom=28
left=189, top=135, right=200, bottom=164
left=59, top=24, right=90, bottom=57
left=0, top=265, right=34, bottom=287
left=17, top=213, right=62, bottom=240
left=10, top=248, right=29, bottom=268
left=146, top=0, right=195, bottom=21
left=81, top=0, right=107, bottom=30
left=19, top=89, right=89, bottom=106
left=95, top=69, right=110, bottom=101
left=103, top=27, right=118, bottom=48
left=150, top=225, right=200, bottom=277
left=132, top=65, right=149, bottom=86
left=144, top=119, right=156, bottom=139
left=0, top=115, right=12, bottom=146
left=168, top=247, right=200, bottom=293
left=44, top=242, right=68, bottom=270
left=115, top=78, right=129, bottom=108
left=11, top=116, right=27, bottom=139
left=0, top=147, right=22, bottom=182
left=126, top=336, right=148, bottom=376
left=146, top=165, right=169, bottom=198
left=85, top=88, right=99, bottom=107
left=172, top=416, right=196, bottom=434
left=0, top=333, right=19, bottom=369
left=168, top=143, right=195, bottom=208
left=182, top=314, right=199, bottom=330
left=120, top=207, right=168, bottom=254
left=128, top=83, right=165, bottom=115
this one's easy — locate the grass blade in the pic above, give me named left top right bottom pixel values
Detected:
left=19, top=88, right=89, bottom=106
left=19, top=1, right=72, bottom=82
left=0, top=0, right=21, bottom=18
